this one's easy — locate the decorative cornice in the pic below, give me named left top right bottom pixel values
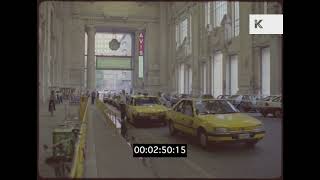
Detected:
left=78, top=15, right=159, bottom=24
left=85, top=25, right=96, bottom=34
left=172, top=2, right=197, bottom=20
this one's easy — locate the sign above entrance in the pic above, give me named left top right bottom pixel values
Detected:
left=96, top=57, right=132, bottom=70
left=139, top=32, right=144, bottom=56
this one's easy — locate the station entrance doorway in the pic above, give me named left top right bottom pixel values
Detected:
left=96, top=69, right=132, bottom=95
left=85, top=31, right=134, bottom=96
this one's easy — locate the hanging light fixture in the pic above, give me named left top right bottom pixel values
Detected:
left=109, top=30, right=120, bottom=51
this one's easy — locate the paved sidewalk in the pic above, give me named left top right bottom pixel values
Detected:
left=84, top=103, right=154, bottom=178
left=38, top=100, right=79, bottom=178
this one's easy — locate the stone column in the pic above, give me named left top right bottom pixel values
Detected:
left=39, top=8, right=45, bottom=104
left=159, top=2, right=168, bottom=92
left=269, top=2, right=282, bottom=95
left=168, top=13, right=176, bottom=94
left=133, top=31, right=140, bottom=92
left=191, top=4, right=201, bottom=96
left=86, top=25, right=96, bottom=91
left=43, top=3, right=51, bottom=102
left=270, top=35, right=282, bottom=95
left=238, top=2, right=252, bottom=94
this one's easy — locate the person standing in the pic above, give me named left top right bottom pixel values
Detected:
left=119, top=90, right=127, bottom=137
left=49, top=90, right=56, bottom=115
left=91, top=90, right=96, bottom=104
left=59, top=91, right=63, bottom=104
left=119, top=90, right=127, bottom=115
left=97, top=91, right=99, bottom=100
left=56, top=91, right=60, bottom=104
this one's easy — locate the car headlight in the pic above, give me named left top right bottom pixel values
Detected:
left=214, top=128, right=229, bottom=133
left=253, top=125, right=264, bottom=132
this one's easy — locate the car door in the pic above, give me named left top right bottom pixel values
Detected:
left=171, top=100, right=187, bottom=132
left=179, top=100, right=197, bottom=135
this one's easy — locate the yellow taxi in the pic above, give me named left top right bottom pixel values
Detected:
left=166, top=98, right=265, bottom=148
left=125, top=95, right=168, bottom=126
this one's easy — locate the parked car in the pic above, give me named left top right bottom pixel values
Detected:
left=256, top=95, right=282, bottom=117
left=200, top=94, right=214, bottom=99
left=216, top=95, right=231, bottom=99
left=227, top=95, right=261, bottom=112
left=169, top=94, right=180, bottom=107
left=125, top=95, right=169, bottom=126
left=170, top=94, right=191, bottom=107
left=111, top=94, right=121, bottom=109
left=103, top=93, right=109, bottom=103
left=159, top=93, right=172, bottom=108
left=166, top=98, right=265, bottom=149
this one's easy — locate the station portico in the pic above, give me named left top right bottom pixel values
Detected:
left=38, top=1, right=282, bottom=178
left=39, top=1, right=282, bottom=103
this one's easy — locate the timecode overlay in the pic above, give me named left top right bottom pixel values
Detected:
left=132, top=144, right=187, bottom=157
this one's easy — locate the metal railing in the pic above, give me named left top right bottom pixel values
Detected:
left=96, top=99, right=122, bottom=130
left=70, top=96, right=89, bottom=178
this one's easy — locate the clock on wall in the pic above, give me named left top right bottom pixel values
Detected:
left=109, top=38, right=120, bottom=51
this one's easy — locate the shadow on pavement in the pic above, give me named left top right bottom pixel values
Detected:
left=169, top=132, right=263, bottom=153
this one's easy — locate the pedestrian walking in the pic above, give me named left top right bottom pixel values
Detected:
left=59, top=91, right=63, bottom=104
left=56, top=91, right=60, bottom=104
left=49, top=90, right=56, bottom=116
left=119, top=90, right=127, bottom=137
left=91, top=91, right=96, bottom=104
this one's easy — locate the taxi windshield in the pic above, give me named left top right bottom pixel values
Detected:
left=135, top=97, right=160, bottom=106
left=195, top=100, right=239, bottom=115
left=263, top=96, right=277, bottom=101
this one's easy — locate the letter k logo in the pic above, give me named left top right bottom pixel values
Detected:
left=255, top=19, right=263, bottom=29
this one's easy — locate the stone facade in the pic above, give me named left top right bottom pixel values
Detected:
left=166, top=1, right=282, bottom=96
left=38, top=1, right=282, bottom=103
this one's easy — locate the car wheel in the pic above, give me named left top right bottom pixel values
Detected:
left=245, top=140, right=258, bottom=147
left=198, top=130, right=209, bottom=149
left=168, top=121, right=176, bottom=136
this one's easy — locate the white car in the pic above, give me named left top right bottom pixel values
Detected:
left=227, top=95, right=262, bottom=112
left=256, top=95, right=282, bottom=118
left=159, top=93, right=172, bottom=108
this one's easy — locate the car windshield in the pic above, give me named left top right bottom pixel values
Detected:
left=272, top=96, right=282, bottom=102
left=195, top=100, right=239, bottom=115
left=135, top=97, right=160, bottom=106
left=162, top=94, right=170, bottom=101
left=263, top=96, right=276, bottom=101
